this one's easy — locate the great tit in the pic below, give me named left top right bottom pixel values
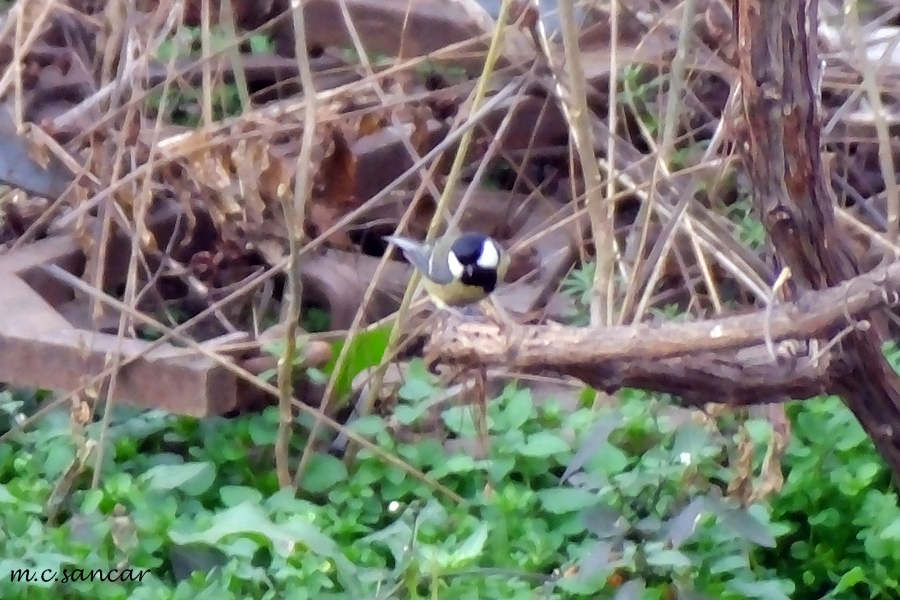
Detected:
left=384, top=232, right=510, bottom=310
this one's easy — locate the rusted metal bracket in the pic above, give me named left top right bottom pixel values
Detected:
left=0, top=115, right=242, bottom=416
left=0, top=235, right=239, bottom=416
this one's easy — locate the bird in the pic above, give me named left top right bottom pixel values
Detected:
left=383, top=231, right=510, bottom=313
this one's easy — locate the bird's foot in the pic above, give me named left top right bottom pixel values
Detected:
left=442, top=304, right=486, bottom=322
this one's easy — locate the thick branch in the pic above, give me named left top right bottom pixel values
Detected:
left=433, top=256, right=898, bottom=368
left=566, top=344, right=836, bottom=407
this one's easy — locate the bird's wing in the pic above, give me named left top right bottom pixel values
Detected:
left=424, top=239, right=456, bottom=285
left=384, top=235, right=453, bottom=284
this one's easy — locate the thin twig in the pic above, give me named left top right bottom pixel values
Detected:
left=219, top=0, right=252, bottom=113
left=275, top=0, right=318, bottom=487
left=622, top=0, right=700, bottom=322
left=350, top=0, right=518, bottom=461
left=601, top=0, right=621, bottom=325
left=844, top=0, right=900, bottom=245
left=291, top=0, right=449, bottom=486
left=200, top=0, right=213, bottom=126
left=558, top=0, right=615, bottom=326
left=763, top=267, right=791, bottom=360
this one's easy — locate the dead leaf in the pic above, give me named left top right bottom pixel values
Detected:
left=750, top=405, right=790, bottom=503
left=511, top=0, right=539, bottom=31
left=306, top=125, right=360, bottom=248
left=409, top=108, right=433, bottom=157
left=357, top=113, right=388, bottom=137
left=726, top=425, right=755, bottom=505
left=317, top=125, right=358, bottom=210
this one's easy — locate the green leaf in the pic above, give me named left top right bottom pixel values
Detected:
left=562, top=411, right=623, bottom=481
left=671, top=423, right=716, bottom=459
left=448, top=523, right=489, bottom=566
left=168, top=543, right=228, bottom=582
left=728, top=579, right=792, bottom=600
left=44, top=441, right=76, bottom=480
left=418, top=544, right=452, bottom=572
left=664, top=498, right=706, bottom=548
left=582, top=505, right=627, bottom=538
left=173, top=503, right=306, bottom=553
left=398, top=377, right=437, bottom=403
left=300, top=453, right=348, bottom=493
left=442, top=405, right=483, bottom=437
left=247, top=414, right=276, bottom=445
left=487, top=456, right=515, bottom=481
left=348, top=414, right=387, bottom=436
left=709, top=554, right=749, bottom=574
left=248, top=34, right=272, bottom=55
left=219, top=485, right=264, bottom=507
left=498, top=387, right=533, bottom=431
left=833, top=566, right=866, bottom=594
left=323, top=325, right=392, bottom=400
left=429, top=453, right=482, bottom=478
left=519, top=431, right=570, bottom=458
left=394, top=380, right=446, bottom=425
left=365, top=500, right=448, bottom=565
left=674, top=585, right=715, bottom=600
left=645, top=547, right=692, bottom=570
left=882, top=516, right=900, bottom=540
left=705, top=496, right=776, bottom=548
left=0, top=484, right=17, bottom=504
left=393, top=404, right=424, bottom=426
left=577, top=540, right=612, bottom=578
left=744, top=419, right=774, bottom=445
left=25, top=553, right=75, bottom=586
left=537, top=487, right=598, bottom=514
left=141, top=461, right=215, bottom=496
left=614, top=578, right=646, bottom=600
left=854, top=460, right=882, bottom=486
left=582, top=441, right=630, bottom=477
left=170, top=502, right=359, bottom=591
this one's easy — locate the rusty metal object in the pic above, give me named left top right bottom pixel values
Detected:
left=0, top=236, right=239, bottom=416
left=0, top=113, right=244, bottom=416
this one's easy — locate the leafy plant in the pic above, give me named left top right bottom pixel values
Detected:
left=549, top=394, right=793, bottom=599
left=756, top=394, right=900, bottom=599
left=0, top=357, right=894, bottom=600
left=147, top=27, right=274, bottom=126
left=725, top=198, right=767, bottom=251
left=561, top=261, right=595, bottom=326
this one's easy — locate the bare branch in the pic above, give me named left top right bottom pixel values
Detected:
left=566, top=344, right=837, bottom=407
left=433, top=255, right=900, bottom=370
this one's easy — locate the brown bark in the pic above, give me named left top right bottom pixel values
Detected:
left=733, top=0, right=900, bottom=476
left=436, top=256, right=900, bottom=366
left=432, top=261, right=887, bottom=405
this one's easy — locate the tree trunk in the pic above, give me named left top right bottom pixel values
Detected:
left=734, top=0, right=900, bottom=477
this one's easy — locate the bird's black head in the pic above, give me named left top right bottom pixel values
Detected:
left=448, top=233, right=502, bottom=292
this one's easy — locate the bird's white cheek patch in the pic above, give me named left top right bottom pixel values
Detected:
left=447, top=251, right=465, bottom=279
left=477, top=241, right=500, bottom=269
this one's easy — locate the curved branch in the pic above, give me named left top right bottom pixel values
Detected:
left=432, top=257, right=898, bottom=373
left=565, top=345, right=839, bottom=407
